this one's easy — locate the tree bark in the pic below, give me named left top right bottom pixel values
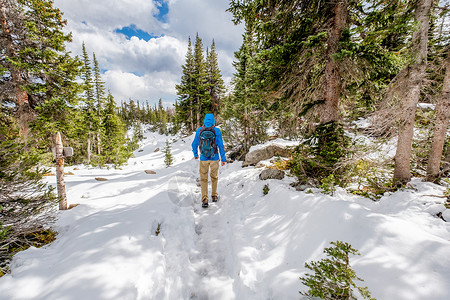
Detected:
left=197, top=96, right=201, bottom=128
left=426, top=57, right=450, bottom=181
left=189, top=98, right=194, bottom=132
left=97, top=133, right=101, bottom=155
left=87, top=136, right=91, bottom=164
left=55, top=132, right=67, bottom=210
left=393, top=0, right=433, bottom=184
left=1, top=1, right=33, bottom=140
left=320, top=0, right=348, bottom=124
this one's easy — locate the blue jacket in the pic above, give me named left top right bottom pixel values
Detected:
left=192, top=114, right=226, bottom=162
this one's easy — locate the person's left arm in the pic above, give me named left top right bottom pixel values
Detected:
left=216, top=128, right=226, bottom=165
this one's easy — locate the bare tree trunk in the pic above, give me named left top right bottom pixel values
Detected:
left=55, top=132, right=67, bottom=210
left=87, top=136, right=91, bottom=164
left=320, top=0, right=347, bottom=124
left=393, top=0, right=433, bottom=184
left=211, top=92, right=219, bottom=117
left=189, top=98, right=194, bottom=132
left=97, top=133, right=101, bottom=155
left=197, top=96, right=201, bottom=127
left=426, top=58, right=450, bottom=181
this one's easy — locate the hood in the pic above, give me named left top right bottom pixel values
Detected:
left=204, top=113, right=215, bottom=127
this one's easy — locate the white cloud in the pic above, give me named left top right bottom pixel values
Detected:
left=104, top=70, right=178, bottom=104
left=53, top=0, right=244, bottom=105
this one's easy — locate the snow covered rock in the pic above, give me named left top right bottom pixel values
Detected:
left=243, top=144, right=291, bottom=167
left=259, top=169, right=285, bottom=180
left=442, top=210, right=450, bottom=222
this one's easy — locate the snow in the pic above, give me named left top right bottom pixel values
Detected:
left=417, top=103, right=436, bottom=110
left=1, top=131, right=450, bottom=300
left=248, top=138, right=298, bottom=153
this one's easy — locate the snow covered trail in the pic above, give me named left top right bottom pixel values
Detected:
left=1, top=130, right=450, bottom=300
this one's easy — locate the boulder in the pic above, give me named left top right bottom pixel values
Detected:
left=95, top=177, right=108, bottom=181
left=154, top=147, right=160, bottom=152
left=259, top=169, right=285, bottom=180
left=145, top=170, right=156, bottom=174
left=243, top=144, right=291, bottom=167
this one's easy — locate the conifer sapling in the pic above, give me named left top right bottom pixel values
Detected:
left=164, top=140, right=173, bottom=167
left=299, top=241, right=374, bottom=300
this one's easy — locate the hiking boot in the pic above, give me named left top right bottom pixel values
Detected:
left=211, top=195, right=219, bottom=202
left=202, top=199, right=209, bottom=208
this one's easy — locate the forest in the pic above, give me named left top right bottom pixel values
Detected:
left=1, top=0, right=449, bottom=285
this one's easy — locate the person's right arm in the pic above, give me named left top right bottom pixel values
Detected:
left=192, top=129, right=200, bottom=159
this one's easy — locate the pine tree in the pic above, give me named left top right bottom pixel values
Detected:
left=164, top=139, right=173, bottom=167
left=81, top=42, right=96, bottom=164
left=206, top=39, right=224, bottom=117
left=92, top=53, right=105, bottom=155
left=392, top=0, right=434, bottom=185
left=300, top=241, right=374, bottom=299
left=176, top=34, right=216, bottom=132
left=176, top=37, right=196, bottom=131
left=224, top=25, right=267, bottom=153
left=426, top=57, right=449, bottom=181
left=102, top=92, right=131, bottom=165
left=227, top=0, right=413, bottom=182
left=1, top=0, right=82, bottom=142
left=192, top=33, right=209, bottom=128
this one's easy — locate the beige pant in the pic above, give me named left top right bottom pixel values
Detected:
left=200, top=160, right=219, bottom=201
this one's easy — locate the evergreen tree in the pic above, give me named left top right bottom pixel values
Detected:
left=164, top=140, right=173, bottom=167
left=1, top=0, right=82, bottom=142
left=81, top=42, right=96, bottom=164
left=227, top=0, right=413, bottom=185
left=426, top=57, right=449, bottom=182
left=176, top=34, right=223, bottom=132
left=192, top=33, right=209, bottom=128
left=300, top=241, right=374, bottom=299
left=92, top=53, right=105, bottom=155
left=391, top=0, right=433, bottom=185
left=0, top=94, right=57, bottom=276
left=176, top=37, right=196, bottom=131
left=102, top=92, right=131, bottom=165
left=223, top=25, right=267, bottom=153
left=206, top=39, right=224, bottom=117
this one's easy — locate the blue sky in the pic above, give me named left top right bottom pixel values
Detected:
left=115, top=25, right=163, bottom=42
left=53, top=0, right=244, bottom=106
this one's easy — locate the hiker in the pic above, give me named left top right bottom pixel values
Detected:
left=192, top=113, right=226, bottom=208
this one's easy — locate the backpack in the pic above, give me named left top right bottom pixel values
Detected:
left=199, top=126, right=218, bottom=158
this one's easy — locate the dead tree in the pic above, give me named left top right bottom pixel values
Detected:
left=426, top=57, right=450, bottom=181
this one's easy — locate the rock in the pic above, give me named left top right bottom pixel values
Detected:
left=255, top=162, right=266, bottom=168
left=290, top=182, right=312, bottom=191
left=145, top=170, right=156, bottom=174
left=441, top=210, right=450, bottom=222
left=259, top=169, right=285, bottom=180
left=138, top=149, right=144, bottom=152
left=95, top=177, right=108, bottom=181
left=154, top=148, right=160, bottom=152
left=243, top=144, right=291, bottom=167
